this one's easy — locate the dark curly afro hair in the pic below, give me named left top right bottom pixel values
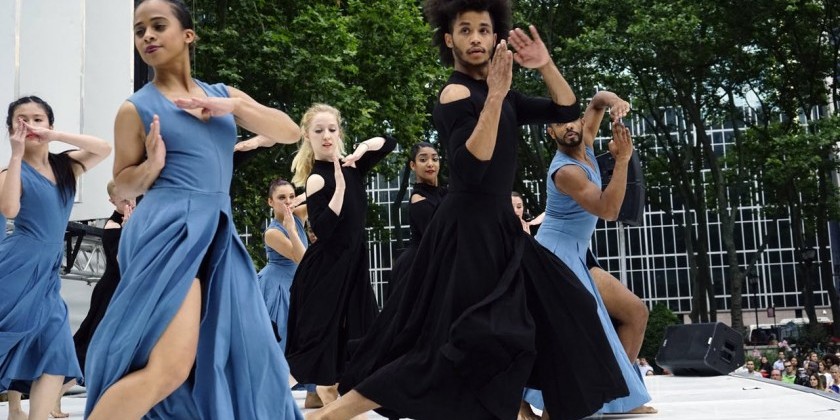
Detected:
left=423, top=0, right=512, bottom=67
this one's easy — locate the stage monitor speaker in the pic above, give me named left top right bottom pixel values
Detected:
left=596, top=150, right=645, bottom=226
left=655, top=322, right=744, bottom=376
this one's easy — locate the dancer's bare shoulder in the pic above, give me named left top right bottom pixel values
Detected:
left=440, top=84, right=470, bottom=104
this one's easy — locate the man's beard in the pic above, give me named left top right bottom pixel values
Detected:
left=556, top=131, right=583, bottom=148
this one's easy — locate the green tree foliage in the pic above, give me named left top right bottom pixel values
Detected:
left=740, top=116, right=840, bottom=334
left=189, top=0, right=446, bottom=264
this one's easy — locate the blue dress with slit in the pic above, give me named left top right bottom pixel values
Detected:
left=84, top=80, right=302, bottom=419
left=523, top=147, right=651, bottom=413
left=0, top=160, right=83, bottom=393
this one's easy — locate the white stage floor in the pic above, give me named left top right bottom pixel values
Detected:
left=2, top=374, right=839, bottom=419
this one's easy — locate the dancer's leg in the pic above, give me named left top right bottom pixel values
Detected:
left=590, top=267, right=648, bottom=362
left=50, top=379, right=76, bottom=418
left=590, top=267, right=657, bottom=414
left=28, top=374, right=64, bottom=420
left=305, top=383, right=324, bottom=409
left=316, top=384, right=339, bottom=406
left=7, top=391, right=26, bottom=420
left=87, top=279, right=201, bottom=420
left=305, top=390, right=379, bottom=420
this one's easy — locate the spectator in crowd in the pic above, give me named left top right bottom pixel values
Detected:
left=808, top=373, right=826, bottom=391
left=828, top=366, right=840, bottom=393
left=735, top=360, right=763, bottom=378
left=781, top=362, right=797, bottom=384
left=637, top=357, right=654, bottom=377
left=819, top=360, right=834, bottom=388
left=758, top=356, right=772, bottom=375
left=769, top=369, right=782, bottom=381
left=772, top=351, right=786, bottom=372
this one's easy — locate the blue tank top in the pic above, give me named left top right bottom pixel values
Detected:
left=128, top=80, right=237, bottom=194
left=540, top=146, right=601, bottom=242
left=264, top=216, right=309, bottom=268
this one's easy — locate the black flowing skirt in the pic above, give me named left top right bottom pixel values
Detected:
left=340, top=192, right=627, bottom=420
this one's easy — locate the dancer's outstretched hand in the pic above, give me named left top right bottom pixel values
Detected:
left=173, top=97, right=235, bottom=119
left=145, top=115, right=166, bottom=171
left=234, top=138, right=259, bottom=152
left=487, top=39, right=513, bottom=99
left=508, top=25, right=550, bottom=69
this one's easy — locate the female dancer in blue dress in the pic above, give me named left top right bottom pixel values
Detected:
left=0, top=95, right=111, bottom=420
left=523, top=91, right=655, bottom=416
left=256, top=179, right=323, bottom=409
left=285, top=103, right=396, bottom=406
left=387, top=142, right=446, bottom=299
left=83, top=0, right=302, bottom=418
left=258, top=178, right=308, bottom=350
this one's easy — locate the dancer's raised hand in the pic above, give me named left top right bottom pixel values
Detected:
left=609, top=99, right=631, bottom=123
left=608, top=122, right=633, bottom=164
left=333, top=150, right=346, bottom=193
left=9, top=118, right=26, bottom=158
left=17, top=119, right=56, bottom=145
left=508, top=25, right=550, bottom=69
left=487, top=39, right=513, bottom=99
left=145, top=115, right=166, bottom=171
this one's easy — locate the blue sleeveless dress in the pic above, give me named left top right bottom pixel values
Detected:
left=84, top=80, right=302, bottom=419
left=258, top=216, right=308, bottom=352
left=0, top=161, right=83, bottom=393
left=524, top=147, right=651, bottom=413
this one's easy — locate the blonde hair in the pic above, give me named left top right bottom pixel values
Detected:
left=291, top=103, right=346, bottom=187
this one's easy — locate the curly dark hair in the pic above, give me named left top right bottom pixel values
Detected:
left=423, top=0, right=512, bottom=67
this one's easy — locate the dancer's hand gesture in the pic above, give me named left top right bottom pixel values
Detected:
left=508, top=25, right=550, bottom=69
left=173, top=97, right=235, bottom=119
left=9, top=119, right=26, bottom=158
left=608, top=122, right=633, bottom=164
left=122, top=202, right=134, bottom=225
left=145, top=115, right=166, bottom=171
left=333, top=150, right=346, bottom=193
left=487, top=39, right=513, bottom=99
left=280, top=203, right=296, bottom=232
left=609, top=99, right=631, bottom=123
left=233, top=138, right=259, bottom=152
left=16, top=119, right=55, bottom=145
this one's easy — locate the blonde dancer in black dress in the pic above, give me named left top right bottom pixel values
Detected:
left=285, top=104, right=396, bottom=406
